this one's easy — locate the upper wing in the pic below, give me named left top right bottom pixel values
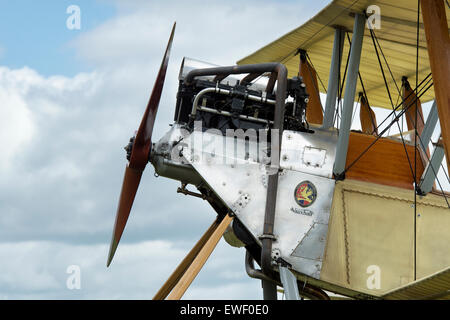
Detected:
left=237, top=0, right=450, bottom=109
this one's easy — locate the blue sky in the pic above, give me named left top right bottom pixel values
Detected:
left=0, top=1, right=115, bottom=76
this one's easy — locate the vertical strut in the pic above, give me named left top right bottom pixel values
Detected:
left=323, top=28, right=345, bottom=129
left=420, top=100, right=439, bottom=152
left=262, top=280, right=278, bottom=300
left=279, top=266, right=301, bottom=300
left=333, top=13, right=366, bottom=178
left=419, top=140, right=445, bottom=195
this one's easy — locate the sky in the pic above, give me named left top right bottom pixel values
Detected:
left=0, top=0, right=447, bottom=300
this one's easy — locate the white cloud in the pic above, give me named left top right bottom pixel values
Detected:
left=73, top=0, right=323, bottom=67
left=0, top=239, right=257, bottom=299
left=0, top=83, right=34, bottom=171
left=0, top=58, right=262, bottom=298
left=0, top=62, right=216, bottom=241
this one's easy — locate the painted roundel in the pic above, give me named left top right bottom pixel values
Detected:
left=294, top=181, right=317, bottom=207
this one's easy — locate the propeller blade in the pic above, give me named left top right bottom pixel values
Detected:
left=130, top=22, right=176, bottom=170
left=166, top=214, right=233, bottom=300
left=107, top=22, right=176, bottom=267
left=107, top=166, right=143, bottom=267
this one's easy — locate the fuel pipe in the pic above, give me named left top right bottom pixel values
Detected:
left=185, top=63, right=287, bottom=281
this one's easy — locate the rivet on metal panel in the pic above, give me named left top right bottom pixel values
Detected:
left=231, top=193, right=251, bottom=214
left=271, top=249, right=281, bottom=261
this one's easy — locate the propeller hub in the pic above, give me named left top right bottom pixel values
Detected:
left=124, top=136, right=135, bottom=161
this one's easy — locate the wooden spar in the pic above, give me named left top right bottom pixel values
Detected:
left=421, top=0, right=450, bottom=173
left=166, top=214, right=233, bottom=300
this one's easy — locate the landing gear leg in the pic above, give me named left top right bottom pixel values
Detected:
left=262, top=280, right=278, bottom=300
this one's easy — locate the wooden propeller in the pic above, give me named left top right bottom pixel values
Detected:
left=107, top=22, right=176, bottom=267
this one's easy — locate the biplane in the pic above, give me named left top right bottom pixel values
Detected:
left=106, top=0, right=450, bottom=300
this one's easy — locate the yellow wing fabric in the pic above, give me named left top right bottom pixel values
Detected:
left=238, top=0, right=450, bottom=109
left=382, top=267, right=450, bottom=300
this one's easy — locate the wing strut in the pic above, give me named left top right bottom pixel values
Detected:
left=153, top=214, right=233, bottom=300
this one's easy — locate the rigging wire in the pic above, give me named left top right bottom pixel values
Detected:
left=334, top=31, right=345, bottom=129
left=351, top=94, right=361, bottom=127
left=374, top=73, right=432, bottom=130
left=303, top=52, right=326, bottom=114
left=293, top=0, right=361, bottom=60
left=245, top=3, right=449, bottom=196
left=399, top=90, right=450, bottom=202
left=345, top=32, right=416, bottom=178
left=342, top=75, right=434, bottom=175
left=413, top=0, right=421, bottom=282
left=366, top=21, right=402, bottom=97
left=362, top=21, right=416, bottom=181
left=251, top=0, right=362, bottom=115
left=305, top=52, right=327, bottom=94
left=399, top=82, right=450, bottom=187
left=365, top=10, right=406, bottom=136
left=334, top=32, right=351, bottom=129
left=364, top=11, right=447, bottom=187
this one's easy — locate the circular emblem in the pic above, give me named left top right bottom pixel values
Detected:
left=294, top=181, right=317, bottom=207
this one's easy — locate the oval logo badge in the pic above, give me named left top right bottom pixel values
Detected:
left=294, top=181, right=317, bottom=207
